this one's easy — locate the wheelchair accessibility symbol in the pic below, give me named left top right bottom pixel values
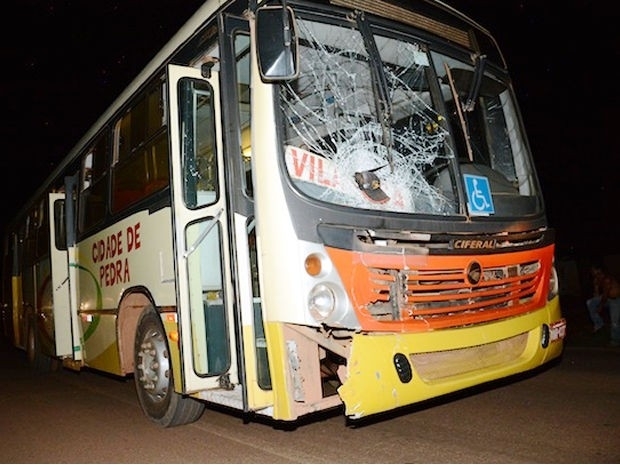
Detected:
left=463, top=174, right=494, bottom=216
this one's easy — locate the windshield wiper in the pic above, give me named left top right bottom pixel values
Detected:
left=463, top=54, right=487, bottom=112
left=356, top=11, right=394, bottom=171
left=443, top=54, right=487, bottom=162
left=444, top=63, right=474, bottom=162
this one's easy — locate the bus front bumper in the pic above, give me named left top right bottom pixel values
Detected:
left=338, top=299, right=565, bottom=419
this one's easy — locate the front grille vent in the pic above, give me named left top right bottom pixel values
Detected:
left=365, top=260, right=540, bottom=325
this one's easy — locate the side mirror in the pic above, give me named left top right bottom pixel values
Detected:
left=255, top=6, right=298, bottom=81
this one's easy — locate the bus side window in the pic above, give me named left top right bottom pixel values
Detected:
left=234, top=33, right=252, bottom=198
left=78, top=132, right=109, bottom=232
left=178, top=78, right=218, bottom=208
left=112, top=79, right=170, bottom=213
left=54, top=199, right=66, bottom=251
left=35, top=199, right=48, bottom=259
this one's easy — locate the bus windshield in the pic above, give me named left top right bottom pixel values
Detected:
left=280, top=16, right=541, bottom=217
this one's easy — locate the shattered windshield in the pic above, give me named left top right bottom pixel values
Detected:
left=280, top=16, right=541, bottom=217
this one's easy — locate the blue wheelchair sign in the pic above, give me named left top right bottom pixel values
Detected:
left=463, top=174, right=494, bottom=216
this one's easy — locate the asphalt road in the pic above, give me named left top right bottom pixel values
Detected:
left=1, top=335, right=619, bottom=463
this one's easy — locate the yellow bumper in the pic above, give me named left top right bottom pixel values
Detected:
left=338, top=297, right=565, bottom=419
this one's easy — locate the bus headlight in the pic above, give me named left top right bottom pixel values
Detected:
left=308, top=283, right=335, bottom=321
left=547, top=263, right=559, bottom=301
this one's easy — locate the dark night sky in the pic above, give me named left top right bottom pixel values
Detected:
left=2, top=1, right=618, bottom=261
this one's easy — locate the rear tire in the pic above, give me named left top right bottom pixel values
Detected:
left=134, top=306, right=205, bottom=427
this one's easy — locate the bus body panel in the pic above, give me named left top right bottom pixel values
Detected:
left=11, top=276, right=23, bottom=347
left=74, top=208, right=175, bottom=374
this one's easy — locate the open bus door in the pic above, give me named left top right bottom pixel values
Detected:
left=167, top=64, right=240, bottom=394
left=60, top=176, right=84, bottom=364
left=47, top=192, right=74, bottom=357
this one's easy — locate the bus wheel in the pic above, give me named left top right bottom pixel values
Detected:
left=134, top=306, right=205, bottom=427
left=26, top=322, right=56, bottom=373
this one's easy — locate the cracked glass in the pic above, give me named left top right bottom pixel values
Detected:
left=280, top=16, right=540, bottom=218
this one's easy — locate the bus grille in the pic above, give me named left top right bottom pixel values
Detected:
left=364, top=260, right=541, bottom=326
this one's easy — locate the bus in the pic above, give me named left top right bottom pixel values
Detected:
left=1, top=0, right=566, bottom=427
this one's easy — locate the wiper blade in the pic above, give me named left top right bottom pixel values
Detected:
left=463, top=54, right=487, bottom=112
left=356, top=11, right=394, bottom=171
left=444, top=63, right=474, bottom=162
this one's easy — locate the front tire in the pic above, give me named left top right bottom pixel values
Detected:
left=134, top=306, right=205, bottom=427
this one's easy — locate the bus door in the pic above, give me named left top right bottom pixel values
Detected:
left=220, top=14, right=273, bottom=408
left=48, top=193, right=82, bottom=360
left=47, top=192, right=74, bottom=356
left=167, top=64, right=239, bottom=393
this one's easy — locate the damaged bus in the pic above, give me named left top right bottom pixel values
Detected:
left=1, top=0, right=565, bottom=426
